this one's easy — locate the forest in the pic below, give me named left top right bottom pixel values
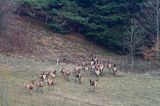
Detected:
left=17, top=0, right=144, bottom=53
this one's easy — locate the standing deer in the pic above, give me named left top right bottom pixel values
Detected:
left=34, top=79, right=44, bottom=93
left=47, top=76, right=55, bottom=90
left=112, top=63, right=117, bottom=77
left=89, top=79, right=98, bottom=92
left=107, top=60, right=112, bottom=72
left=74, top=69, right=82, bottom=84
left=26, top=80, right=35, bottom=95
left=95, top=64, right=104, bottom=76
left=61, top=68, right=70, bottom=81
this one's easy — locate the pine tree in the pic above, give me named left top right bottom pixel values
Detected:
left=23, top=0, right=144, bottom=53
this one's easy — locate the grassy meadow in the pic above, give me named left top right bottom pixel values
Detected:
left=0, top=54, right=160, bottom=106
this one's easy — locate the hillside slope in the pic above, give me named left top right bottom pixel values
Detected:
left=0, top=12, right=114, bottom=63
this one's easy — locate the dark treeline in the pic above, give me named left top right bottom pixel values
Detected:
left=17, top=0, right=144, bottom=54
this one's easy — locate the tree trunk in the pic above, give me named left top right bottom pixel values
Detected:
left=131, top=51, right=134, bottom=73
left=156, top=0, right=160, bottom=59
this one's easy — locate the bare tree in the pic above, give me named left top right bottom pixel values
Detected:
left=137, top=0, right=160, bottom=59
left=124, top=19, right=145, bottom=72
left=0, top=0, right=33, bottom=52
left=0, top=0, right=10, bottom=31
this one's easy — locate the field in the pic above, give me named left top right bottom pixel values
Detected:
left=1, top=0, right=160, bottom=106
left=0, top=54, right=160, bottom=106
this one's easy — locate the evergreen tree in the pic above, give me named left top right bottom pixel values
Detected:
left=23, top=0, right=143, bottom=53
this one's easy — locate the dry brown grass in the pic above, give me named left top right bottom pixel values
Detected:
left=0, top=54, right=160, bottom=106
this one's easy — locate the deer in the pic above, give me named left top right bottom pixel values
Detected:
left=75, top=65, right=82, bottom=72
left=74, top=68, right=82, bottom=84
left=89, top=79, right=98, bottom=92
left=38, top=71, right=49, bottom=82
left=61, top=68, right=66, bottom=78
left=91, top=55, right=99, bottom=64
left=49, top=70, right=56, bottom=79
left=47, top=76, right=55, bottom=91
left=34, top=79, right=44, bottom=93
left=95, top=64, right=104, bottom=76
left=81, top=61, right=87, bottom=67
left=26, top=80, right=35, bottom=95
left=94, top=57, right=99, bottom=64
left=61, top=68, right=70, bottom=81
left=112, top=63, right=117, bottom=77
left=83, top=65, right=89, bottom=76
left=107, top=60, right=112, bottom=72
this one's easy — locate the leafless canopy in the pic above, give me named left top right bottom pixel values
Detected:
left=137, top=0, right=160, bottom=57
left=124, top=19, right=146, bottom=55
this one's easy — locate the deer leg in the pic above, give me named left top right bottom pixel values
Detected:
left=100, top=71, right=102, bottom=76
left=40, top=87, right=43, bottom=93
left=79, top=78, right=81, bottom=84
left=97, top=76, right=99, bottom=81
left=66, top=76, right=69, bottom=81
left=75, top=77, right=77, bottom=83
left=91, top=86, right=94, bottom=92
left=62, top=74, right=65, bottom=79
left=113, top=71, right=116, bottom=77
left=86, top=71, right=88, bottom=77
left=29, top=89, right=32, bottom=95
left=36, top=87, right=40, bottom=93
left=53, top=85, right=54, bottom=90
left=48, top=85, right=51, bottom=91
left=93, top=86, right=96, bottom=92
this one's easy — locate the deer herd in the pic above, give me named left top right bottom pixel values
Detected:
left=26, top=55, right=118, bottom=95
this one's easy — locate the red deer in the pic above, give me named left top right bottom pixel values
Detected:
left=94, top=69, right=101, bottom=81
left=91, top=55, right=99, bottom=64
left=90, top=61, right=94, bottom=66
left=49, top=70, right=56, bottom=79
left=47, top=76, right=55, bottom=90
left=26, top=80, right=34, bottom=95
left=94, top=57, right=98, bottom=64
left=95, top=64, right=104, bottom=76
left=90, top=64, right=96, bottom=72
left=61, top=68, right=66, bottom=78
left=38, top=73, right=44, bottom=80
left=74, top=69, right=82, bottom=84
left=64, top=70, right=70, bottom=81
left=81, top=61, right=86, bottom=69
left=61, top=68, right=70, bottom=81
left=107, top=60, right=112, bottom=72
left=34, top=79, right=44, bottom=93
left=89, top=79, right=98, bottom=92
left=38, top=71, right=48, bottom=82
left=83, top=65, right=89, bottom=76
left=112, top=63, right=117, bottom=76
left=81, top=61, right=87, bottom=67
left=75, top=65, right=82, bottom=72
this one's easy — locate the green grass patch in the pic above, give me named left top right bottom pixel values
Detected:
left=0, top=55, right=160, bottom=106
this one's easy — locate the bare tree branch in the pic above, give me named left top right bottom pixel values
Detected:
left=123, top=19, right=146, bottom=72
left=137, top=0, right=160, bottom=58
